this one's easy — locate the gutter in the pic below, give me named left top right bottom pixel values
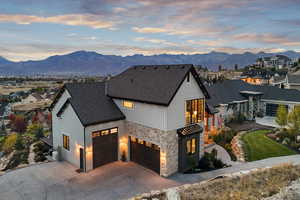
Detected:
left=84, top=126, right=86, bottom=172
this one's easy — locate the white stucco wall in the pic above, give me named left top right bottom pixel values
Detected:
left=166, top=73, right=205, bottom=130
left=113, top=99, right=167, bottom=130
left=113, top=73, right=205, bottom=131
left=52, top=90, right=85, bottom=169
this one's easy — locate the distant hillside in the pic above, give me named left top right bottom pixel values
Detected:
left=0, top=50, right=299, bottom=75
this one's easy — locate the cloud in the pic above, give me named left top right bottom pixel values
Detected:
left=134, top=37, right=177, bottom=46
left=0, top=14, right=118, bottom=29
left=187, top=40, right=225, bottom=47
left=233, top=33, right=300, bottom=47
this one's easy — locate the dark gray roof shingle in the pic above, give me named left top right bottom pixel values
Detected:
left=63, top=82, right=125, bottom=126
left=288, top=75, right=300, bottom=84
left=207, top=80, right=300, bottom=107
left=107, top=64, right=209, bottom=106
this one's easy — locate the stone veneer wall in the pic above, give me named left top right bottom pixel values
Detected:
left=126, top=121, right=178, bottom=177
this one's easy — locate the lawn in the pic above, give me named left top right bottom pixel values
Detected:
left=241, top=130, right=297, bottom=161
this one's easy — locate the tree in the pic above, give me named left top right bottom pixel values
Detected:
left=276, top=105, right=288, bottom=128
left=287, top=106, right=300, bottom=139
left=234, top=64, right=238, bottom=71
left=2, top=133, right=17, bottom=153
left=26, top=123, right=44, bottom=139
left=12, top=115, right=27, bottom=133
left=218, top=65, right=222, bottom=72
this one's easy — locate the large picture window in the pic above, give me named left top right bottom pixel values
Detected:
left=185, top=99, right=204, bottom=125
left=63, top=134, right=70, bottom=151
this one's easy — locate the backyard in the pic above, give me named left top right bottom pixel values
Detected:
left=241, top=130, right=297, bottom=161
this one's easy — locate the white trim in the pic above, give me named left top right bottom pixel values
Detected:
left=261, top=99, right=300, bottom=104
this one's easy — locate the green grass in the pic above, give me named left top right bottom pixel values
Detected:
left=241, top=130, right=297, bottom=161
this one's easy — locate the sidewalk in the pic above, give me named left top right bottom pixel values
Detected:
left=170, top=154, right=300, bottom=183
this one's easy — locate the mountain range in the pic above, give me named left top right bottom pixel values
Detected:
left=0, top=50, right=299, bottom=76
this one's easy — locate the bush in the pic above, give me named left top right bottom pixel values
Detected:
left=5, top=149, right=29, bottom=170
left=2, top=133, right=17, bottom=153
left=33, top=141, right=49, bottom=162
left=198, top=149, right=227, bottom=171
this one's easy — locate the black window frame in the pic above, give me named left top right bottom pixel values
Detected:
left=185, top=98, right=205, bottom=125
left=92, top=127, right=118, bottom=138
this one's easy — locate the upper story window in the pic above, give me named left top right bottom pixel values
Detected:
left=63, top=134, right=70, bottom=151
left=185, top=99, right=204, bottom=125
left=187, top=73, right=190, bottom=83
left=123, top=100, right=134, bottom=109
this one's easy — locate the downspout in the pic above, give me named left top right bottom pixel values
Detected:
left=84, top=126, right=86, bottom=172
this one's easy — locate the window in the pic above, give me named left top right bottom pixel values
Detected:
left=185, top=99, right=204, bottom=125
left=187, top=73, right=190, bottom=83
left=63, top=134, right=70, bottom=151
left=186, top=138, right=196, bottom=154
left=92, top=127, right=118, bottom=138
left=123, top=101, right=134, bottom=109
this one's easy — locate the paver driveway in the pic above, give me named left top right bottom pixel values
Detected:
left=0, top=161, right=179, bottom=200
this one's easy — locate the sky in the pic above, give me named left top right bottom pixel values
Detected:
left=0, top=0, right=300, bottom=61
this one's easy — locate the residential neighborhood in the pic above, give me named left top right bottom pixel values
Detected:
left=1, top=1, right=300, bottom=200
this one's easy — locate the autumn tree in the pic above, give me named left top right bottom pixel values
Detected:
left=2, top=133, right=17, bottom=153
left=12, top=115, right=27, bottom=133
left=276, top=105, right=288, bottom=128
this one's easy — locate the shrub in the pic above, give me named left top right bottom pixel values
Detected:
left=198, top=149, right=227, bottom=171
left=5, top=149, right=29, bottom=170
left=2, top=133, right=17, bottom=153
left=33, top=141, right=49, bottom=162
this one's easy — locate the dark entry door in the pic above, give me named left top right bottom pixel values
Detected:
left=266, top=104, right=287, bottom=117
left=93, top=131, right=118, bottom=169
left=79, top=148, right=84, bottom=170
left=130, top=137, right=160, bottom=174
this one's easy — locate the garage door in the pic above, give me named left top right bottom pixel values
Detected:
left=130, top=137, right=160, bottom=174
left=92, top=127, right=118, bottom=169
left=266, top=104, right=288, bottom=117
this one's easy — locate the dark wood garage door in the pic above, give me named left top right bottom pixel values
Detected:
left=266, top=104, right=288, bottom=117
left=130, top=137, right=160, bottom=174
left=92, top=128, right=118, bottom=169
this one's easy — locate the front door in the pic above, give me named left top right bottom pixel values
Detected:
left=79, top=148, right=84, bottom=170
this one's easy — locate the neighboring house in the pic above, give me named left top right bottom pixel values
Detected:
left=256, top=55, right=292, bottom=69
left=240, top=69, right=287, bottom=85
left=205, top=80, right=300, bottom=134
left=271, top=75, right=300, bottom=90
left=22, top=93, right=43, bottom=104
left=50, top=64, right=210, bottom=176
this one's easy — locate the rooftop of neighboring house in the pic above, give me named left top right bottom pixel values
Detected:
left=207, top=80, right=300, bottom=107
left=51, top=64, right=210, bottom=126
left=241, top=69, right=287, bottom=79
left=287, top=75, right=300, bottom=84
left=31, top=93, right=43, bottom=101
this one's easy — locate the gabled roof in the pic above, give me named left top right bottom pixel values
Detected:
left=56, top=82, right=125, bottom=126
left=107, top=64, right=209, bottom=106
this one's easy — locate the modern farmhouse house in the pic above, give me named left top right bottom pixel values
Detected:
left=203, top=79, right=300, bottom=144
left=50, top=64, right=210, bottom=176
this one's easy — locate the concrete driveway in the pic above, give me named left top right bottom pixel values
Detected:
left=2, top=155, right=300, bottom=200
left=0, top=161, right=179, bottom=200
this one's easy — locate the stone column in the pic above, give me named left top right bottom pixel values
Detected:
left=248, top=96, right=254, bottom=120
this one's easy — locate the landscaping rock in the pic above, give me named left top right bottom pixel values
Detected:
left=263, top=178, right=300, bottom=200
left=0, top=151, right=15, bottom=171
left=231, top=131, right=246, bottom=162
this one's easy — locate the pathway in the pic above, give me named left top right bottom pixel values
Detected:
left=204, top=144, right=240, bottom=166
